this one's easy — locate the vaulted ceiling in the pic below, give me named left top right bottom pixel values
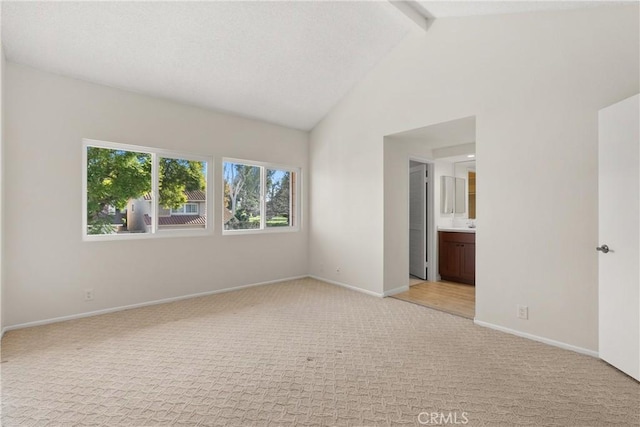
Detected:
left=1, top=1, right=413, bottom=130
left=1, top=1, right=619, bottom=131
left=416, top=1, right=619, bottom=18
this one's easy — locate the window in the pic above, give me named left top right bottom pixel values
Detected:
left=171, top=203, right=199, bottom=215
left=223, top=159, right=299, bottom=233
left=266, top=169, right=293, bottom=228
left=83, top=139, right=212, bottom=240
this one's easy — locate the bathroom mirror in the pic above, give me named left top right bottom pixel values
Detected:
left=455, top=177, right=465, bottom=214
left=441, top=176, right=466, bottom=214
left=453, top=160, right=476, bottom=219
left=441, top=176, right=455, bottom=214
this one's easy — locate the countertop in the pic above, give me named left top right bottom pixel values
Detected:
left=438, top=227, right=476, bottom=233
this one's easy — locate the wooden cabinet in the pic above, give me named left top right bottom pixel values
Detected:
left=438, top=231, right=475, bottom=285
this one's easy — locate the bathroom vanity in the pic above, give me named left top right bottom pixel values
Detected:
left=438, top=229, right=476, bottom=285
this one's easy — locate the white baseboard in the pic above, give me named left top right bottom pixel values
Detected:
left=1, top=277, right=599, bottom=363
left=474, top=319, right=599, bottom=358
left=383, top=285, right=409, bottom=297
left=1, top=275, right=308, bottom=335
left=308, top=275, right=383, bottom=298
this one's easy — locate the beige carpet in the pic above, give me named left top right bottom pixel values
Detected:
left=1, top=278, right=638, bottom=426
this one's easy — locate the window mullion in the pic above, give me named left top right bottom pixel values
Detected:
left=289, top=171, right=293, bottom=227
left=260, top=166, right=266, bottom=230
left=152, top=153, right=159, bottom=234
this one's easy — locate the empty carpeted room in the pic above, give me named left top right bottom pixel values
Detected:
left=0, top=1, right=639, bottom=426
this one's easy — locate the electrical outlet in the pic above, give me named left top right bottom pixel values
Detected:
left=84, top=288, right=94, bottom=301
left=517, top=305, right=528, bottom=320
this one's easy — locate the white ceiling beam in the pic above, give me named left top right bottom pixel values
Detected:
left=389, top=1, right=433, bottom=33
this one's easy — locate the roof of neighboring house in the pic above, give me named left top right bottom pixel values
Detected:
left=143, top=190, right=206, bottom=201
left=144, top=214, right=206, bottom=226
left=184, top=190, right=206, bottom=201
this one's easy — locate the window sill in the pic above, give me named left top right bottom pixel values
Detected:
left=83, top=228, right=213, bottom=242
left=222, top=227, right=300, bottom=236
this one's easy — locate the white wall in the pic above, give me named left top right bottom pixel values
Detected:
left=4, top=63, right=309, bottom=328
left=383, top=137, right=434, bottom=290
left=310, top=5, right=639, bottom=352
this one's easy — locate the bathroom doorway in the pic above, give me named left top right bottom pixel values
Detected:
left=382, top=116, right=477, bottom=319
left=401, top=153, right=477, bottom=319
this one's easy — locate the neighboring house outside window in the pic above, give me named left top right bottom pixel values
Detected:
left=172, top=203, right=199, bottom=215
left=128, top=190, right=207, bottom=231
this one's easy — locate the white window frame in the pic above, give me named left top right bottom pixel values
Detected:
left=82, top=138, right=213, bottom=241
left=171, top=203, right=199, bottom=215
left=222, top=157, right=301, bottom=235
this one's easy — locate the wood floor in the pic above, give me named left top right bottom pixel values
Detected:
left=392, top=279, right=475, bottom=319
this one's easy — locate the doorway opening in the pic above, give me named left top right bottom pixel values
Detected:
left=383, top=116, right=477, bottom=319
left=395, top=280, right=475, bottom=319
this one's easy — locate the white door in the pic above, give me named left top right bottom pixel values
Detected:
left=598, top=93, right=640, bottom=381
left=410, top=165, right=427, bottom=279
